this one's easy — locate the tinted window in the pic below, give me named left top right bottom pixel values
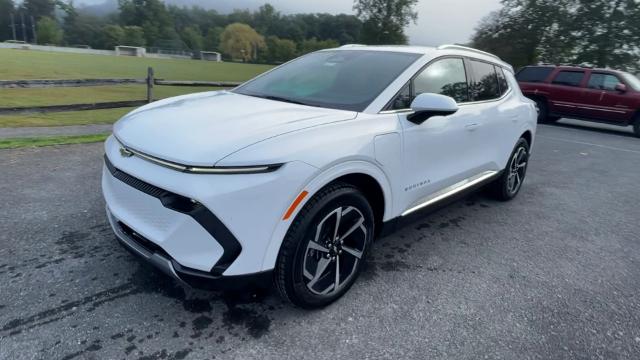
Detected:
left=391, top=82, right=412, bottom=110
left=552, top=71, right=585, bottom=87
left=234, top=50, right=421, bottom=112
left=413, top=58, right=469, bottom=103
left=496, top=66, right=509, bottom=96
left=588, top=73, right=623, bottom=91
left=469, top=60, right=500, bottom=101
left=516, top=67, right=554, bottom=83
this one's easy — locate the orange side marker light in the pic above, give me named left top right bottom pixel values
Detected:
left=283, top=191, right=309, bottom=220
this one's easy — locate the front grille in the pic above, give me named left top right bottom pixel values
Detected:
left=104, top=155, right=167, bottom=199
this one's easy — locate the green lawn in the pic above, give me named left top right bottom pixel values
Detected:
left=0, top=108, right=134, bottom=127
left=0, top=133, right=110, bottom=149
left=0, top=49, right=272, bottom=128
left=0, top=49, right=271, bottom=80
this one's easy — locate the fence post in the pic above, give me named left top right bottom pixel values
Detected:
left=146, top=67, right=154, bottom=103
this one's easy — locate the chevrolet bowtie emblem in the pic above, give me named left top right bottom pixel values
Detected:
left=119, top=147, right=134, bottom=157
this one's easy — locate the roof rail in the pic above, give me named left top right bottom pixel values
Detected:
left=340, top=44, right=366, bottom=48
left=558, top=63, right=594, bottom=69
left=437, top=44, right=501, bottom=61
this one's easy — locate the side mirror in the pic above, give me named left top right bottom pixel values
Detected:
left=407, top=93, right=459, bottom=124
left=615, top=83, right=627, bottom=93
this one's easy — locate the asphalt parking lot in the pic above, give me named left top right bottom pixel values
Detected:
left=1, top=120, right=640, bottom=360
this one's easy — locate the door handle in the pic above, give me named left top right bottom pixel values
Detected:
left=465, top=123, right=479, bottom=131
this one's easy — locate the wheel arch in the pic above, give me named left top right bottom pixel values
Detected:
left=526, top=94, right=548, bottom=115
left=632, top=109, right=640, bottom=124
left=526, top=93, right=548, bottom=104
left=326, top=173, right=386, bottom=236
left=260, top=160, right=394, bottom=272
left=520, top=130, right=533, bottom=146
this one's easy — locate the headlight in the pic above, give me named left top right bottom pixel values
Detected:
left=114, top=136, right=282, bottom=174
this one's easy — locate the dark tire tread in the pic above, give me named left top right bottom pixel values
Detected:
left=274, top=182, right=364, bottom=308
left=489, top=138, right=530, bottom=201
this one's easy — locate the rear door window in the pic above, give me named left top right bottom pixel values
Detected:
left=469, top=60, right=500, bottom=101
left=516, top=67, right=554, bottom=83
left=587, top=73, right=623, bottom=91
left=552, top=71, right=585, bottom=87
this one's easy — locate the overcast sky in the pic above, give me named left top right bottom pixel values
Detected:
left=76, top=0, right=503, bottom=45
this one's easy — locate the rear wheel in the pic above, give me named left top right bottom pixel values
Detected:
left=274, top=182, right=374, bottom=308
left=633, top=115, right=640, bottom=138
left=534, top=98, right=557, bottom=123
left=490, top=138, right=530, bottom=201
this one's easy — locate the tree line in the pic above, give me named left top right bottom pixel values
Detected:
left=0, top=0, right=418, bottom=63
left=471, top=0, right=640, bottom=72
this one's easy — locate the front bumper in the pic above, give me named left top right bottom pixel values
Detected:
left=101, top=135, right=318, bottom=276
left=104, top=155, right=240, bottom=275
left=108, top=209, right=272, bottom=290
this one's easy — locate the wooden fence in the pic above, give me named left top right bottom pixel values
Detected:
left=0, top=67, right=242, bottom=115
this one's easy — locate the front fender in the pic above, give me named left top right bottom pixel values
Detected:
left=259, top=159, right=394, bottom=272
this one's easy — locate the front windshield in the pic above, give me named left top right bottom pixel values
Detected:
left=233, top=50, right=421, bottom=112
left=621, top=72, right=640, bottom=91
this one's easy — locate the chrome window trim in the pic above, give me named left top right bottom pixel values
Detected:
left=458, top=89, right=512, bottom=107
left=379, top=54, right=513, bottom=114
left=378, top=88, right=512, bottom=115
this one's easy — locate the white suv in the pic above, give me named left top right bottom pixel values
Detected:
left=102, top=45, right=537, bottom=308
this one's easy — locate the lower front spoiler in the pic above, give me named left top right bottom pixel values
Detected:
left=112, top=220, right=272, bottom=291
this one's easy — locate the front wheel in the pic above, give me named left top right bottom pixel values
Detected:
left=274, top=182, right=374, bottom=308
left=633, top=116, right=640, bottom=138
left=489, top=138, right=530, bottom=201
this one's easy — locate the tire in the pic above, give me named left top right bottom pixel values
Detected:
left=634, top=116, right=640, bottom=138
left=534, top=98, right=556, bottom=123
left=274, top=182, right=374, bottom=309
left=489, top=138, right=530, bottom=201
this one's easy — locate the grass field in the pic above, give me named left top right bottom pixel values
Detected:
left=0, top=49, right=271, bottom=80
left=0, top=133, right=110, bottom=149
left=0, top=49, right=272, bottom=128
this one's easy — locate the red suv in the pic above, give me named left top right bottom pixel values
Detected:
left=516, top=65, right=640, bottom=137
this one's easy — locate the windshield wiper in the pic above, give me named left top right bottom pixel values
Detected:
left=250, top=94, right=309, bottom=106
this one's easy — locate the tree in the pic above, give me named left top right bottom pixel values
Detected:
left=219, top=23, right=265, bottom=61
left=36, top=16, right=63, bottom=44
left=101, top=24, right=125, bottom=49
left=118, top=0, right=175, bottom=47
left=181, top=26, right=204, bottom=52
left=261, top=36, right=297, bottom=63
left=20, top=0, right=55, bottom=20
left=59, top=1, right=104, bottom=47
left=353, top=0, right=418, bottom=44
left=471, top=0, right=640, bottom=72
left=0, top=0, right=15, bottom=41
left=298, top=38, right=340, bottom=55
left=204, top=26, right=223, bottom=51
left=569, top=0, right=640, bottom=69
left=121, top=25, right=145, bottom=46
left=472, top=0, right=569, bottom=68
left=253, top=3, right=280, bottom=35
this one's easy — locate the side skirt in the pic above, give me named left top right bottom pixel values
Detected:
left=379, top=170, right=503, bottom=237
left=548, top=113, right=632, bottom=127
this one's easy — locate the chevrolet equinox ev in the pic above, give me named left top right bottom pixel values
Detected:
left=102, top=45, right=537, bottom=308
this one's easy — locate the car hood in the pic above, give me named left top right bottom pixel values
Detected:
left=113, top=91, right=357, bottom=166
